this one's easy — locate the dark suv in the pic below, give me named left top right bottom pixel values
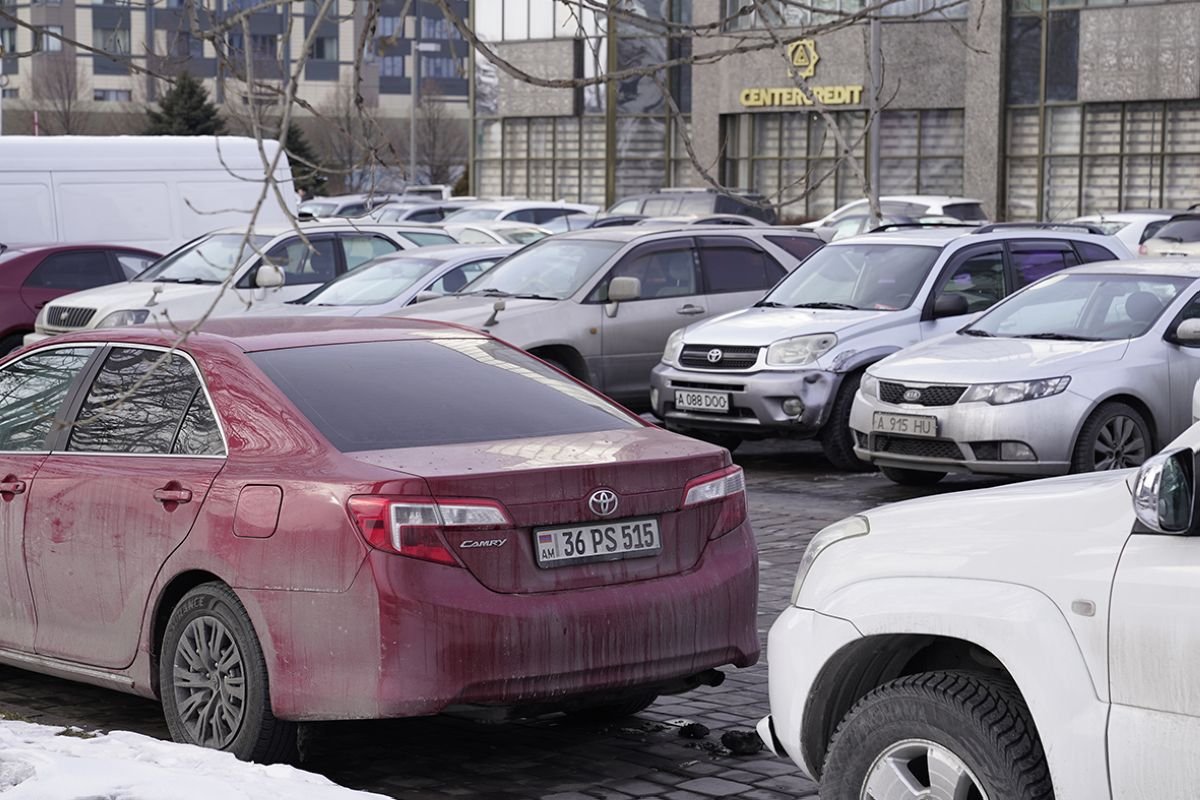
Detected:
left=608, top=189, right=778, bottom=225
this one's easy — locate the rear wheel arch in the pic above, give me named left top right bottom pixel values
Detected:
left=800, top=634, right=1018, bottom=780
left=149, top=570, right=235, bottom=698
left=528, top=345, right=590, bottom=382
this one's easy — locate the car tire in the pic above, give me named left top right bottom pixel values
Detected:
left=160, top=582, right=297, bottom=764
left=1070, top=401, right=1151, bottom=473
left=821, top=671, right=1053, bottom=800
left=564, top=690, right=659, bottom=723
left=820, top=372, right=874, bottom=472
left=879, top=466, right=946, bottom=486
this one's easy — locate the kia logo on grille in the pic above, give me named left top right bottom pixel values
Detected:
left=902, top=389, right=922, bottom=403
left=588, top=489, right=619, bottom=518
left=706, top=348, right=723, bottom=363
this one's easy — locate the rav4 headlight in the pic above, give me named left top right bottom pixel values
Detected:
left=962, top=377, right=1070, bottom=405
left=791, top=515, right=870, bottom=605
left=662, top=328, right=686, bottom=367
left=766, top=333, right=837, bottom=367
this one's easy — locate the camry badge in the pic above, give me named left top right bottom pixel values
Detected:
left=902, top=389, right=922, bottom=403
left=706, top=348, right=723, bottom=363
left=588, top=489, right=619, bottom=518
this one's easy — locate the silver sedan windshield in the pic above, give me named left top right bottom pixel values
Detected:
left=967, top=273, right=1193, bottom=341
left=465, top=239, right=622, bottom=299
left=763, top=244, right=941, bottom=311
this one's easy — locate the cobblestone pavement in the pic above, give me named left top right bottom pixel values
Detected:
left=0, top=441, right=1004, bottom=799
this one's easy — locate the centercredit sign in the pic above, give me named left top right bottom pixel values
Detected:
left=739, top=38, right=865, bottom=108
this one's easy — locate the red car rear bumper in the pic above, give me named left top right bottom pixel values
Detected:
left=254, top=521, right=759, bottom=721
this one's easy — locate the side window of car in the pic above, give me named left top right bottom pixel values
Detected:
left=341, top=235, right=400, bottom=272
left=506, top=209, right=538, bottom=223
left=641, top=197, right=678, bottom=216
left=339, top=203, right=367, bottom=217
left=1010, top=244, right=1080, bottom=289
left=264, top=236, right=338, bottom=285
left=533, top=208, right=569, bottom=224
left=1074, top=241, right=1120, bottom=264
left=67, top=347, right=221, bottom=455
left=408, top=209, right=442, bottom=222
left=608, top=199, right=641, bottom=215
left=173, top=389, right=224, bottom=456
left=698, top=238, right=786, bottom=294
left=457, top=228, right=495, bottom=244
left=599, top=244, right=698, bottom=300
left=115, top=252, right=156, bottom=279
left=0, top=347, right=94, bottom=451
left=24, top=251, right=118, bottom=290
left=934, top=248, right=1006, bottom=313
left=764, top=235, right=823, bottom=261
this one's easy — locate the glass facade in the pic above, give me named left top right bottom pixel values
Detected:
left=722, top=0, right=968, bottom=28
left=720, top=109, right=965, bottom=220
left=1003, top=4, right=1200, bottom=218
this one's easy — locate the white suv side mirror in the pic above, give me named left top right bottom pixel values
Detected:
left=1176, top=318, right=1200, bottom=345
left=1132, top=447, right=1196, bottom=534
left=256, top=263, right=286, bottom=289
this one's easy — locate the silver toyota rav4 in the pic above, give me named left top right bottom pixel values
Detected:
left=649, top=224, right=1131, bottom=468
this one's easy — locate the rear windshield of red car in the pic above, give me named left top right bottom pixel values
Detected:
left=249, top=339, right=641, bottom=451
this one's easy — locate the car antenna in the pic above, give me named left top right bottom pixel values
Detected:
left=483, top=299, right=505, bottom=327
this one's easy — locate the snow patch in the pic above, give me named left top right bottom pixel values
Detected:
left=0, top=720, right=385, bottom=799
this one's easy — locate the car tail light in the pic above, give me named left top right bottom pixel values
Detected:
left=682, top=466, right=747, bottom=539
left=347, top=495, right=511, bottom=566
left=1139, top=244, right=1148, bottom=255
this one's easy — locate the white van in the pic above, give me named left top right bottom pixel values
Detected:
left=0, top=136, right=297, bottom=252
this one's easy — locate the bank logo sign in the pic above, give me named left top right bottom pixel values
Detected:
left=787, top=39, right=819, bottom=79
left=739, top=38, right=865, bottom=109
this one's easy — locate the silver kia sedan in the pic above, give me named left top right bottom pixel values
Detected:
left=850, top=259, right=1200, bottom=484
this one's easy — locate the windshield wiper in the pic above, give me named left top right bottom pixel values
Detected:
left=146, top=276, right=217, bottom=285
left=466, top=288, right=513, bottom=297
left=792, top=302, right=861, bottom=311
left=960, top=329, right=993, bottom=337
left=755, top=300, right=788, bottom=308
left=1018, top=332, right=1103, bottom=342
left=1157, top=235, right=1182, bottom=243
left=512, top=293, right=558, bottom=301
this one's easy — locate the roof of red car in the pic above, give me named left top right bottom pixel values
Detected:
left=48, top=316, right=489, bottom=353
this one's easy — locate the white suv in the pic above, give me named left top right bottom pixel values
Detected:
left=759, top=431, right=1200, bottom=799
left=650, top=224, right=1131, bottom=468
left=26, top=222, right=453, bottom=344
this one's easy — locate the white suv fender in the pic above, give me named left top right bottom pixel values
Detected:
left=773, top=577, right=1110, bottom=800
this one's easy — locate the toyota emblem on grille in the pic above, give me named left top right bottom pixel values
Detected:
left=57, top=310, right=69, bottom=323
left=706, top=348, right=723, bottom=363
left=902, top=389, right=922, bottom=403
left=588, top=489, right=619, bottom=518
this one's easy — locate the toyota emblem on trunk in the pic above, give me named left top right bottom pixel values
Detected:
left=706, top=348, right=723, bottom=363
left=588, top=489, right=619, bottom=517
left=902, top=389, right=922, bottom=403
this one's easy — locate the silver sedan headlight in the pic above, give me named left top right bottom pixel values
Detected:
left=860, top=373, right=879, bottom=398
left=95, top=309, right=151, bottom=328
left=961, top=377, right=1070, bottom=405
left=791, top=515, right=870, bottom=604
left=766, top=333, right=837, bottom=367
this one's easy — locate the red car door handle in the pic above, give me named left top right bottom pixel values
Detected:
left=154, top=488, right=193, bottom=504
left=0, top=480, right=26, bottom=495
left=677, top=304, right=705, bottom=315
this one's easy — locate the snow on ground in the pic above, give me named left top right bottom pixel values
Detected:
left=0, top=719, right=387, bottom=799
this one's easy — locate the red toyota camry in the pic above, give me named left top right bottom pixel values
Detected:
left=0, top=317, right=758, bottom=762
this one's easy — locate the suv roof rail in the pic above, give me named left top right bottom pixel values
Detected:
left=867, top=222, right=980, bottom=233
left=973, top=222, right=1109, bottom=235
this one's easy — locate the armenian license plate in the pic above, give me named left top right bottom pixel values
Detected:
left=675, top=389, right=730, bottom=413
left=872, top=411, right=938, bottom=438
left=534, top=518, right=661, bottom=568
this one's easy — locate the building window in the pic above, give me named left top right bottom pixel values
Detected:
left=476, top=0, right=605, bottom=41
left=421, top=55, right=460, bottom=79
left=310, top=35, right=337, bottom=61
left=721, top=0, right=966, bottom=28
left=94, top=27, right=131, bottom=55
left=0, top=28, right=14, bottom=54
left=1, top=88, right=17, bottom=99
left=721, top=109, right=965, bottom=220
left=94, top=89, right=133, bottom=101
left=473, top=116, right=609, bottom=205
left=380, top=55, right=404, bottom=77
left=38, top=25, right=64, bottom=52
left=378, top=15, right=402, bottom=38
left=228, top=33, right=277, bottom=58
left=170, top=32, right=204, bottom=59
left=421, top=16, right=460, bottom=39
left=1006, top=102, right=1200, bottom=220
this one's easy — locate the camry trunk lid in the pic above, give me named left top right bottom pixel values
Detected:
left=351, top=428, right=735, bottom=593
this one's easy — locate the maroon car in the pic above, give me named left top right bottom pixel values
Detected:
left=0, top=243, right=159, bottom=353
left=0, top=317, right=759, bottom=762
